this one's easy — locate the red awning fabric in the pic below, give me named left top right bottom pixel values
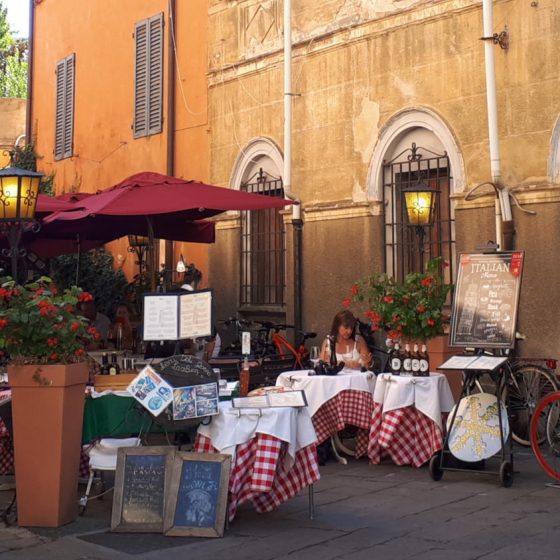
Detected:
left=35, top=194, right=78, bottom=215
left=45, top=171, right=297, bottom=223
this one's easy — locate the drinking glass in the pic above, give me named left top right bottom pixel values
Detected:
left=309, top=346, right=320, bottom=368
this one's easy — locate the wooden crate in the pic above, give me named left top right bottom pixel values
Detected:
left=94, top=373, right=138, bottom=392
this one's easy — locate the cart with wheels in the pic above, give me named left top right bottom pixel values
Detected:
left=429, top=358, right=514, bottom=487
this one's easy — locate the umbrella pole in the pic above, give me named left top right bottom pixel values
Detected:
left=147, top=218, right=156, bottom=291
left=75, top=235, right=81, bottom=285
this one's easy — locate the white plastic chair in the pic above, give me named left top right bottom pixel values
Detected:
left=79, top=437, right=141, bottom=513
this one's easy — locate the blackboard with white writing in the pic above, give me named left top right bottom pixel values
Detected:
left=164, top=452, right=231, bottom=537
left=449, top=252, right=524, bottom=349
left=111, top=446, right=175, bottom=533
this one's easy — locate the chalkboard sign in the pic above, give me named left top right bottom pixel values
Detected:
left=111, top=446, right=175, bottom=533
left=449, top=251, right=524, bottom=349
left=163, top=451, right=231, bottom=537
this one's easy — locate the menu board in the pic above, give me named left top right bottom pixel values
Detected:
left=143, top=290, right=213, bottom=341
left=449, top=252, right=524, bottom=349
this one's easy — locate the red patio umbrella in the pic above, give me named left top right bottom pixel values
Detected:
left=44, top=171, right=297, bottom=223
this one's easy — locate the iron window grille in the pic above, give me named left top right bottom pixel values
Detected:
left=383, top=143, right=455, bottom=284
left=240, top=169, right=286, bottom=307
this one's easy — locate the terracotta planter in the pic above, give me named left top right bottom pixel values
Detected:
left=426, top=335, right=462, bottom=401
left=8, top=362, right=88, bottom=527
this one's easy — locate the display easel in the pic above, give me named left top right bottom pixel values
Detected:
left=430, top=251, right=524, bottom=487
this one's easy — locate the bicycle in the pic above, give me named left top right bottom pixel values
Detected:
left=470, top=353, right=558, bottom=447
left=530, top=391, right=560, bottom=481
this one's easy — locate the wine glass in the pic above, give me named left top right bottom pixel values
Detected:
left=309, top=346, right=320, bottom=369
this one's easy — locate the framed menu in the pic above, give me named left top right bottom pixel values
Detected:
left=449, top=252, right=524, bottom=349
left=143, top=290, right=213, bottom=341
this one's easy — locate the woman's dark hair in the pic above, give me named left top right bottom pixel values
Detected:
left=329, top=309, right=357, bottom=340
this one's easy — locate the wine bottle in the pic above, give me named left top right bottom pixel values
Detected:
left=419, top=344, right=430, bottom=377
left=239, top=356, right=250, bottom=397
left=329, top=335, right=338, bottom=367
left=411, top=343, right=421, bottom=376
left=390, top=343, right=402, bottom=376
left=385, top=338, right=394, bottom=373
left=109, top=352, right=120, bottom=376
left=100, top=352, right=110, bottom=375
left=402, top=343, right=412, bottom=376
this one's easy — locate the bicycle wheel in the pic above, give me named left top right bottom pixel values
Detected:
left=506, top=364, right=558, bottom=447
left=530, top=391, right=560, bottom=481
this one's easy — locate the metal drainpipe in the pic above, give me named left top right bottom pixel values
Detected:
left=25, top=0, right=35, bottom=143
left=482, top=0, right=514, bottom=250
left=165, top=0, right=176, bottom=275
left=284, top=0, right=303, bottom=343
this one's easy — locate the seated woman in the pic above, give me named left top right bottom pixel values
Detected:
left=320, top=309, right=372, bottom=370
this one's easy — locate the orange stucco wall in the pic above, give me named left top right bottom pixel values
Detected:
left=30, top=0, right=209, bottom=283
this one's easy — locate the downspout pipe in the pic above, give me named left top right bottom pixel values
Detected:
left=482, top=0, right=513, bottom=249
left=165, top=0, right=176, bottom=274
left=25, top=0, right=35, bottom=144
left=284, top=0, right=303, bottom=344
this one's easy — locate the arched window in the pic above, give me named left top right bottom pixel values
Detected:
left=368, top=109, right=464, bottom=284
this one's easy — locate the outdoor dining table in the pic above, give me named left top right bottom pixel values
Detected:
left=193, top=400, right=320, bottom=521
left=367, top=372, right=455, bottom=467
left=275, top=369, right=376, bottom=458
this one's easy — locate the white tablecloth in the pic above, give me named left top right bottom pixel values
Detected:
left=197, top=401, right=317, bottom=466
left=373, top=373, right=455, bottom=429
left=276, top=369, right=376, bottom=417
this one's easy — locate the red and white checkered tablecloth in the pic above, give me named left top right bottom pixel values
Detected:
left=194, top=432, right=320, bottom=521
left=367, top=402, right=443, bottom=467
left=311, top=389, right=373, bottom=458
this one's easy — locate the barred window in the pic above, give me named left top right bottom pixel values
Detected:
left=383, top=143, right=455, bottom=283
left=240, top=169, right=285, bottom=307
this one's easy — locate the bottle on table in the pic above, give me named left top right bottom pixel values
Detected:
left=100, top=352, right=110, bottom=375
left=411, top=343, right=421, bottom=376
left=385, top=338, right=394, bottom=372
left=329, top=335, right=338, bottom=368
left=390, top=343, right=402, bottom=376
left=419, top=344, right=430, bottom=377
left=109, top=352, right=120, bottom=376
left=402, top=343, right=412, bottom=376
left=239, top=356, right=250, bottom=397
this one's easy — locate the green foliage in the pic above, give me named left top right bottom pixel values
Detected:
left=348, top=257, right=453, bottom=342
left=0, top=276, right=97, bottom=364
left=0, top=3, right=28, bottom=98
left=8, top=143, right=55, bottom=195
left=51, top=249, right=129, bottom=319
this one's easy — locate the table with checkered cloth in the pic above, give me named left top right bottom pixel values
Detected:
left=276, top=370, right=376, bottom=457
left=310, top=389, right=373, bottom=457
left=194, top=433, right=319, bottom=521
left=367, top=373, right=456, bottom=467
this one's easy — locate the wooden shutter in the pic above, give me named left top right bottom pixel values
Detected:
left=54, top=53, right=75, bottom=160
left=134, top=13, right=163, bottom=138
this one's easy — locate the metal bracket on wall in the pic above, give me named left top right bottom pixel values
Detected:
left=480, top=30, right=509, bottom=50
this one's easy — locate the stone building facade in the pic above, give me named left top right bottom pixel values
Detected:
left=207, top=0, right=560, bottom=358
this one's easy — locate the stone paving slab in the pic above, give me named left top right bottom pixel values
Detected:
left=0, top=450, right=558, bottom=559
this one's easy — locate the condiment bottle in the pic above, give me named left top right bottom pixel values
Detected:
left=109, top=352, right=121, bottom=376
left=239, top=357, right=250, bottom=397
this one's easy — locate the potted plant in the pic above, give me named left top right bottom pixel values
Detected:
left=347, top=257, right=452, bottom=344
left=0, top=276, right=98, bottom=527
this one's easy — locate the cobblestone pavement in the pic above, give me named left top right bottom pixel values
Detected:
left=0, top=449, right=559, bottom=559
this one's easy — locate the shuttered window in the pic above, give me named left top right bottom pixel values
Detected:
left=133, top=13, right=164, bottom=138
left=54, top=53, right=75, bottom=160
